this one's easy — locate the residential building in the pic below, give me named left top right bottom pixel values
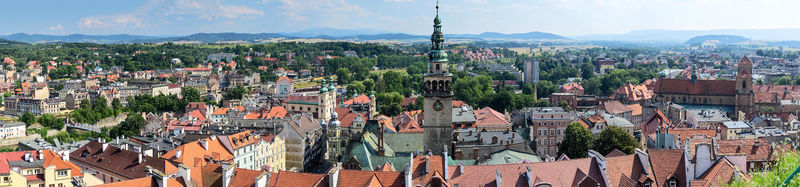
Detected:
left=686, top=109, right=731, bottom=128
left=523, top=59, right=539, bottom=84
left=549, top=92, right=577, bottom=110
left=275, top=76, right=293, bottom=97
left=0, top=121, right=25, bottom=139
left=220, top=131, right=258, bottom=170
left=69, top=141, right=177, bottom=184
left=255, top=133, right=286, bottom=172
left=598, top=57, right=616, bottom=74
left=4, top=97, right=60, bottom=116
left=560, top=83, right=584, bottom=95
left=0, top=150, right=84, bottom=187
left=278, top=114, right=326, bottom=172
left=472, top=107, right=512, bottom=132
left=720, top=121, right=755, bottom=140
left=522, top=107, right=577, bottom=158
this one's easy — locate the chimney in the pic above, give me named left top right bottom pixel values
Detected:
left=176, top=150, right=182, bottom=159
left=102, top=143, right=109, bottom=152
left=443, top=145, right=449, bottom=180
left=256, top=172, right=270, bottom=187
left=405, top=153, right=414, bottom=187
left=423, top=155, right=429, bottom=174
left=138, top=153, right=143, bottom=164
left=496, top=170, right=503, bottom=187
left=37, top=150, right=43, bottom=160
left=222, top=163, right=236, bottom=187
left=177, top=164, right=192, bottom=186
left=146, top=166, right=169, bottom=187
left=458, top=162, right=464, bottom=175
left=24, top=152, right=31, bottom=162
left=328, top=164, right=340, bottom=187
left=526, top=166, right=533, bottom=187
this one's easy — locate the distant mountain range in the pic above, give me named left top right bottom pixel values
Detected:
left=684, top=35, right=749, bottom=46
left=573, top=29, right=800, bottom=42
left=0, top=28, right=570, bottom=44
left=3, top=28, right=800, bottom=45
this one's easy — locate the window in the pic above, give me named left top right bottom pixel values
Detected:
left=3, top=177, right=7, bottom=183
left=550, top=138, right=554, bottom=145
left=57, top=170, right=68, bottom=177
left=557, top=129, right=561, bottom=135
left=550, top=129, right=554, bottom=136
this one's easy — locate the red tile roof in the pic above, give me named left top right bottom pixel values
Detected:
left=343, top=94, right=371, bottom=105
left=691, top=157, right=745, bottom=187
left=473, top=107, right=510, bottom=127
left=598, top=101, right=632, bottom=115
left=336, top=170, right=403, bottom=186
left=266, top=106, right=287, bottom=119
left=561, top=83, right=584, bottom=92
left=277, top=76, right=292, bottom=83
left=654, top=79, right=736, bottom=96
left=649, top=149, right=687, bottom=187
left=606, top=154, right=654, bottom=187
left=273, top=171, right=326, bottom=187
left=447, top=157, right=604, bottom=187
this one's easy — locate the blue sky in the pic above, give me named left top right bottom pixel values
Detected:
left=2, top=0, right=799, bottom=36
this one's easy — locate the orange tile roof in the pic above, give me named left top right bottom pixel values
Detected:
left=94, top=176, right=153, bottom=187
left=611, top=83, right=653, bottom=102
left=244, top=112, right=261, bottom=119
left=598, top=101, right=632, bottom=115
left=473, top=107, right=510, bottom=127
left=692, top=157, right=744, bottom=187
left=161, top=136, right=234, bottom=168
left=561, top=83, right=584, bottom=91
left=189, top=110, right=207, bottom=121
left=606, top=154, right=654, bottom=187
left=649, top=149, right=686, bottom=187
left=626, top=104, right=642, bottom=116
left=212, top=108, right=231, bottom=115
left=273, top=171, right=326, bottom=187
left=343, top=94, right=371, bottom=105
left=223, top=131, right=256, bottom=151
left=266, top=106, right=287, bottom=119
left=452, top=100, right=468, bottom=108
left=277, top=76, right=292, bottom=83
left=336, top=170, right=403, bottom=186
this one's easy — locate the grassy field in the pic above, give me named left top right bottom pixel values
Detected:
left=294, top=81, right=320, bottom=89
left=370, top=68, right=407, bottom=75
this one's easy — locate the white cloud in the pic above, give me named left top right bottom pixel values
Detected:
left=78, top=0, right=263, bottom=30
left=168, top=0, right=264, bottom=20
left=271, top=0, right=370, bottom=21
left=48, top=24, right=63, bottom=31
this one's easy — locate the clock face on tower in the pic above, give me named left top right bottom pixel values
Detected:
left=433, top=100, right=443, bottom=111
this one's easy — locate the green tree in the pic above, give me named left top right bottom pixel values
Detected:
left=535, top=80, right=558, bottom=98
left=37, top=114, right=64, bottom=130
left=19, top=112, right=36, bottom=127
left=346, top=81, right=366, bottom=96
left=226, top=85, right=248, bottom=100
left=376, top=92, right=404, bottom=116
left=335, top=68, right=352, bottom=84
left=580, top=63, right=595, bottom=79
left=557, top=122, right=595, bottom=158
left=593, top=126, right=641, bottom=155
left=181, top=87, right=202, bottom=103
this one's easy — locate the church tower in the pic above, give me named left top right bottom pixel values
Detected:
left=735, top=56, right=754, bottom=115
left=423, top=3, right=453, bottom=155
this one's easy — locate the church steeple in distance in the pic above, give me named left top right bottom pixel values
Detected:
left=423, top=0, right=454, bottom=155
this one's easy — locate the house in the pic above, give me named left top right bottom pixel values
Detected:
left=255, top=133, right=286, bottom=172
left=720, top=121, right=755, bottom=140
left=0, top=150, right=85, bottom=187
left=0, top=121, right=25, bottom=139
left=278, top=114, right=326, bottom=172
left=275, top=76, right=293, bottom=97
left=473, top=107, right=512, bottom=132
left=561, top=83, right=584, bottom=95
left=69, top=141, right=177, bottom=184
left=447, top=152, right=608, bottom=187
left=611, top=83, right=654, bottom=104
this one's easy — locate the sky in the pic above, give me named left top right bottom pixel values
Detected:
left=2, top=0, right=799, bottom=36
